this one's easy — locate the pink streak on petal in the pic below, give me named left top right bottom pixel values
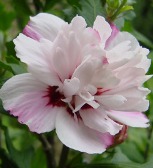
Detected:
left=99, top=132, right=114, bottom=148
left=103, top=57, right=109, bottom=64
left=105, top=23, right=119, bottom=49
left=23, top=25, right=42, bottom=41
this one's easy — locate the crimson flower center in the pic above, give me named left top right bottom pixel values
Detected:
left=46, top=86, right=65, bottom=107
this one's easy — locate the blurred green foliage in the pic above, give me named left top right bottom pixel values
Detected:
left=0, top=0, right=153, bottom=168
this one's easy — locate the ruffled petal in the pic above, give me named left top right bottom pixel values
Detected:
left=80, top=108, right=122, bottom=135
left=24, top=13, right=66, bottom=41
left=72, top=56, right=101, bottom=89
left=14, top=34, right=61, bottom=86
left=107, top=111, right=149, bottom=128
left=95, top=94, right=127, bottom=110
left=63, top=77, right=80, bottom=97
left=55, top=109, right=114, bottom=154
left=0, top=73, right=60, bottom=133
left=93, top=16, right=112, bottom=48
left=107, top=31, right=139, bottom=51
left=92, top=68, right=120, bottom=88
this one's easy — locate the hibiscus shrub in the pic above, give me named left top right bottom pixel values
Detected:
left=0, top=0, right=153, bottom=168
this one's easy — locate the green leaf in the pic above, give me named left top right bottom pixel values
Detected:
left=132, top=30, right=153, bottom=49
left=6, top=41, right=16, bottom=58
left=71, top=163, right=141, bottom=168
left=78, top=0, right=104, bottom=26
left=143, top=155, right=153, bottom=168
left=0, top=148, right=19, bottom=168
left=0, top=100, right=9, bottom=116
left=119, top=5, right=133, bottom=13
left=9, top=63, right=27, bottom=74
left=106, top=0, right=120, bottom=9
left=0, top=61, right=15, bottom=74
left=5, top=55, right=19, bottom=64
left=30, top=147, right=47, bottom=168
left=10, top=0, right=33, bottom=29
left=0, top=3, right=15, bottom=31
left=2, top=126, right=34, bottom=168
left=44, top=0, right=61, bottom=11
left=67, top=0, right=81, bottom=8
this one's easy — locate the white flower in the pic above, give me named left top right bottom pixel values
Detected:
left=0, top=13, right=151, bottom=154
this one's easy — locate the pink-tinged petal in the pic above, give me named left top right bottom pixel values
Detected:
left=27, top=13, right=66, bottom=41
left=14, top=34, right=61, bottom=86
left=105, top=23, right=119, bottom=48
left=56, top=109, right=113, bottom=154
left=80, top=108, right=122, bottom=135
left=107, top=111, right=149, bottom=128
left=0, top=73, right=60, bottom=133
left=93, top=16, right=112, bottom=48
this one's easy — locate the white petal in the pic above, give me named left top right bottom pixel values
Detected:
left=70, top=16, right=87, bottom=30
left=107, top=31, right=139, bottom=51
left=116, top=67, right=146, bottom=87
left=72, top=57, right=100, bottom=89
left=115, top=98, right=149, bottom=112
left=136, top=47, right=151, bottom=72
left=105, top=86, right=150, bottom=112
left=14, top=34, right=61, bottom=86
left=0, top=73, right=60, bottom=133
left=80, top=108, right=122, bottom=135
left=95, top=94, right=127, bottom=109
left=107, top=86, right=150, bottom=98
left=55, top=110, right=114, bottom=154
left=27, top=13, right=65, bottom=41
left=93, top=16, right=112, bottom=48
left=106, top=41, right=134, bottom=63
left=107, top=111, right=149, bottom=128
left=73, top=96, right=99, bottom=113
left=79, top=91, right=94, bottom=101
left=92, top=68, right=120, bottom=88
left=63, top=77, right=80, bottom=97
left=73, top=96, right=86, bottom=112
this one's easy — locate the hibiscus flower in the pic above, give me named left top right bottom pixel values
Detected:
left=0, top=13, right=151, bottom=153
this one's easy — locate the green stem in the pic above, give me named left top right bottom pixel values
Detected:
left=58, top=145, right=69, bottom=168
left=38, top=134, right=56, bottom=168
left=144, top=125, right=153, bottom=161
left=110, top=0, right=127, bottom=21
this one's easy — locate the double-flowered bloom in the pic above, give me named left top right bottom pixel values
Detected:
left=0, top=13, right=151, bottom=153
